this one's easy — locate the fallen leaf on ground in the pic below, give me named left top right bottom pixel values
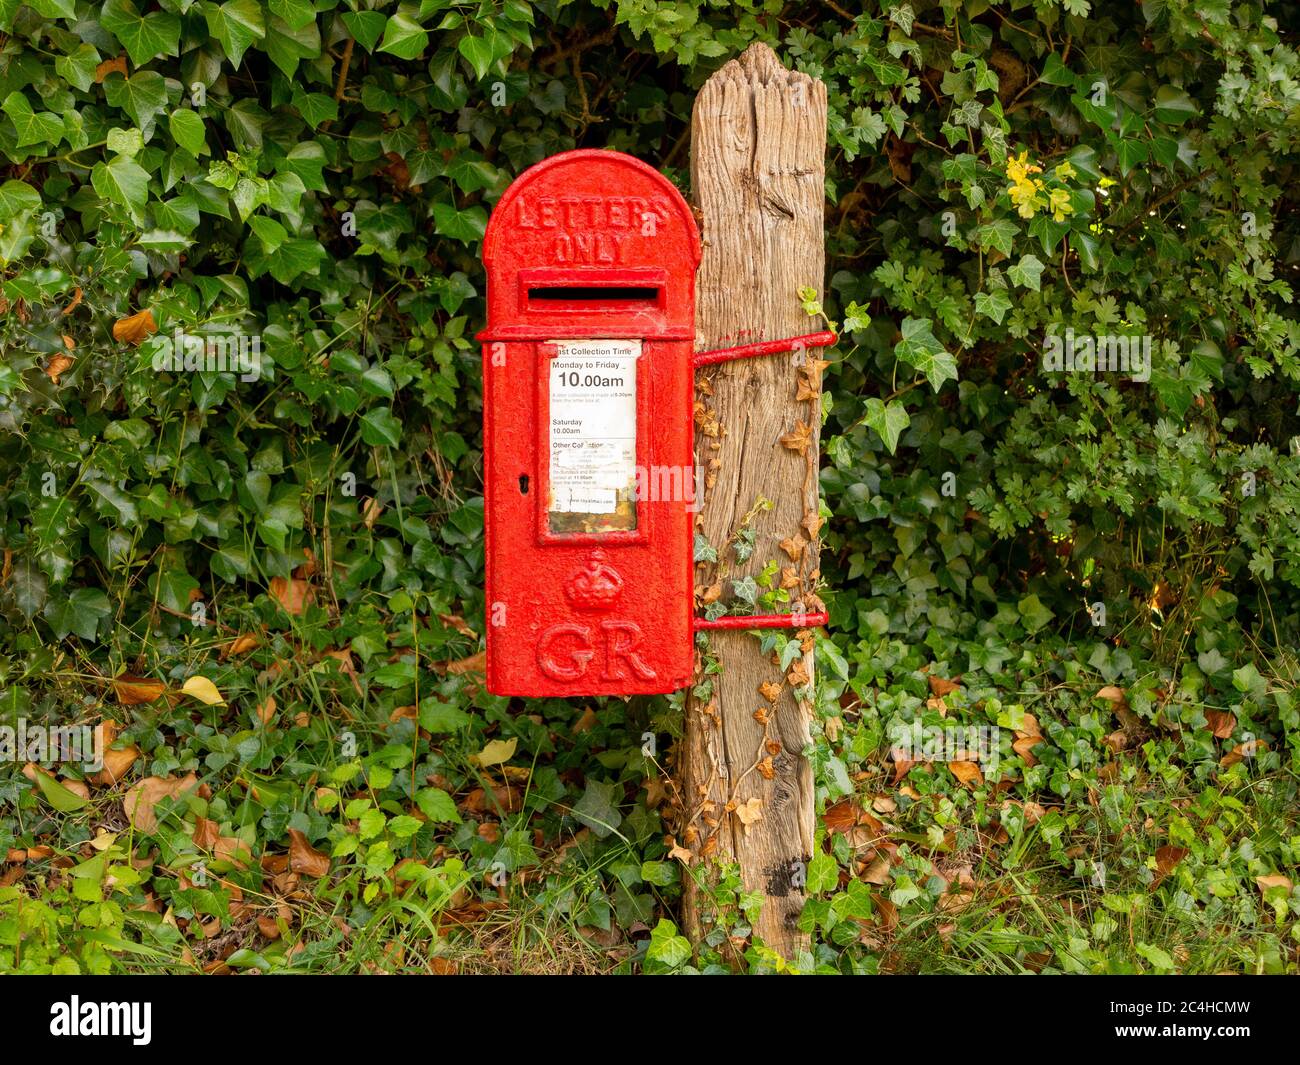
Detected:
left=322, top=649, right=362, bottom=695
left=221, top=634, right=260, bottom=657
left=823, top=798, right=862, bottom=834
left=464, top=784, right=523, bottom=815
left=288, top=829, right=330, bottom=878
left=91, top=743, right=140, bottom=786
left=438, top=613, right=477, bottom=638
left=269, top=575, right=315, bottom=615
left=443, top=650, right=486, bottom=675
left=1205, top=710, right=1236, bottom=739
left=1155, top=845, right=1189, bottom=879
left=123, top=773, right=199, bottom=833
left=1013, top=735, right=1042, bottom=765
left=471, top=738, right=517, bottom=767
left=928, top=675, right=961, bottom=697
left=1221, top=739, right=1267, bottom=767
left=861, top=853, right=891, bottom=885
left=215, top=835, right=251, bottom=868
left=193, top=816, right=220, bottom=850
left=113, top=674, right=166, bottom=705
left=948, top=760, right=984, bottom=787
left=180, top=675, right=225, bottom=705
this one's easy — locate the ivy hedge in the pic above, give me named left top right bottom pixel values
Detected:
left=1, top=0, right=1298, bottom=973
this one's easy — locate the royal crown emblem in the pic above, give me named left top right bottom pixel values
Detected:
left=564, top=550, right=625, bottom=612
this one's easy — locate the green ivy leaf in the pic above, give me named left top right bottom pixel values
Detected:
left=103, top=71, right=169, bottom=130
left=137, top=228, right=192, bottom=252
left=268, top=0, right=315, bottom=31
left=431, top=202, right=487, bottom=243
left=862, top=396, right=910, bottom=454
left=378, top=13, right=429, bottom=61
left=419, top=702, right=471, bottom=733
left=973, top=289, right=1012, bottom=324
left=976, top=218, right=1017, bottom=257
left=264, top=237, right=325, bottom=283
left=28, top=0, right=76, bottom=16
left=457, top=34, right=494, bottom=80
left=265, top=15, right=321, bottom=78
left=895, top=317, right=957, bottom=392
left=1017, top=594, right=1054, bottom=633
left=91, top=154, right=150, bottom=210
left=43, top=588, right=112, bottom=641
left=341, top=10, right=388, bottom=51
left=1040, top=52, right=1076, bottom=87
left=2, top=92, right=64, bottom=149
left=205, top=0, right=267, bottom=69
left=55, top=44, right=101, bottom=93
left=101, top=0, right=182, bottom=67
left=0, top=179, right=40, bottom=221
left=1153, top=85, right=1197, bottom=126
left=1115, top=137, right=1149, bottom=176
left=248, top=214, right=287, bottom=251
left=0, top=209, right=34, bottom=264
left=169, top=109, right=207, bottom=156
left=1008, top=253, right=1045, bottom=291
left=359, top=407, right=403, bottom=447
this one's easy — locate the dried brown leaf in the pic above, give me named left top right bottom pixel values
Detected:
left=112, top=308, right=157, bottom=346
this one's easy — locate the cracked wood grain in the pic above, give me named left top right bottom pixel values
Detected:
left=681, top=42, right=827, bottom=961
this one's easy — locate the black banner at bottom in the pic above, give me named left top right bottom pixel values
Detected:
left=0, top=974, right=1289, bottom=1051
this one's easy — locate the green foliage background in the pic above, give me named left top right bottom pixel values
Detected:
left=1, top=0, right=1299, bottom=973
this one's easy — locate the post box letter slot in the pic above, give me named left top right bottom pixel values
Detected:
left=527, top=285, right=661, bottom=310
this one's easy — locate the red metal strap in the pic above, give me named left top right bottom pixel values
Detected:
left=694, top=611, right=828, bottom=631
left=693, top=330, right=837, bottom=368
left=692, top=330, right=835, bottom=632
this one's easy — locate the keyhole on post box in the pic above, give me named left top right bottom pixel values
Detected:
left=519, top=475, right=529, bottom=495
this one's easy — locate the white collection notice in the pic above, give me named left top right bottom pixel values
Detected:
left=548, top=339, right=639, bottom=521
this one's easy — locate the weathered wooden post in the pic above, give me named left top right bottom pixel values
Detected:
left=680, top=43, right=828, bottom=960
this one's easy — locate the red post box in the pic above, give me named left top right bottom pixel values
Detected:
left=479, top=150, right=701, bottom=697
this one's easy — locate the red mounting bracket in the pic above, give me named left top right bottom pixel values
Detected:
left=692, top=329, right=836, bottom=632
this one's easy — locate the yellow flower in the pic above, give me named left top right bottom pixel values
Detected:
left=1006, top=150, right=1043, bottom=186
left=1007, top=176, right=1045, bottom=218
left=1054, top=160, right=1077, bottom=182
left=1005, top=151, right=1048, bottom=218
left=1049, top=187, right=1074, bottom=222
